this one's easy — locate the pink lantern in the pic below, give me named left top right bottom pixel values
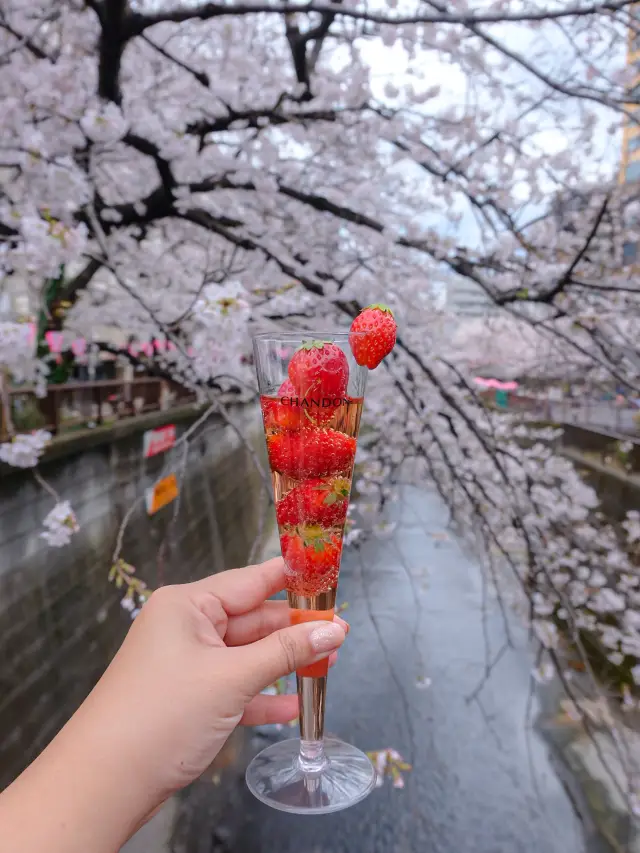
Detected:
left=473, top=377, right=493, bottom=388
left=142, top=342, right=154, bottom=357
left=154, top=339, right=166, bottom=353
left=128, top=343, right=140, bottom=357
left=473, top=377, right=519, bottom=391
left=45, top=330, right=64, bottom=353
left=167, top=341, right=176, bottom=352
left=71, top=338, right=87, bottom=358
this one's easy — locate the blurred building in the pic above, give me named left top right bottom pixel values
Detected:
left=444, top=273, right=497, bottom=318
left=620, top=5, right=640, bottom=188
left=619, top=4, right=640, bottom=263
left=0, top=275, right=31, bottom=320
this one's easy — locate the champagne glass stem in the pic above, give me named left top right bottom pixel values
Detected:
left=298, top=675, right=328, bottom=772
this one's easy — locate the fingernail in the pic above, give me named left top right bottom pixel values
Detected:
left=335, top=615, right=350, bottom=634
left=309, top=622, right=345, bottom=653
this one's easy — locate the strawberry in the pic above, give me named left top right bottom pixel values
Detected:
left=288, top=340, right=349, bottom=399
left=261, top=379, right=343, bottom=429
left=276, top=477, right=351, bottom=528
left=261, top=379, right=302, bottom=431
left=267, top=429, right=356, bottom=479
left=280, top=526, right=343, bottom=594
left=349, top=304, right=397, bottom=369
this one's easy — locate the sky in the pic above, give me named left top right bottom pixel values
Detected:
left=354, top=10, right=627, bottom=304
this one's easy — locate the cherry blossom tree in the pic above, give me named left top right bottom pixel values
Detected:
left=2, top=0, right=640, bottom=809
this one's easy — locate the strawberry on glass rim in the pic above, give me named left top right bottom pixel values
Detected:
left=349, top=304, right=397, bottom=369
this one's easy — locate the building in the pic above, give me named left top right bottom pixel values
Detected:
left=618, top=7, right=640, bottom=264
left=444, top=272, right=497, bottom=318
left=0, top=274, right=32, bottom=321
left=620, top=4, right=640, bottom=189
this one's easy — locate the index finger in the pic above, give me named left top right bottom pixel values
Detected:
left=189, top=557, right=287, bottom=616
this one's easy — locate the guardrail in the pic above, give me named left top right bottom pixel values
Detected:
left=516, top=397, right=639, bottom=436
left=2, top=378, right=197, bottom=440
left=557, top=422, right=640, bottom=474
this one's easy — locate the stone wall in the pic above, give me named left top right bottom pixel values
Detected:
left=0, top=404, right=267, bottom=790
left=556, top=424, right=640, bottom=521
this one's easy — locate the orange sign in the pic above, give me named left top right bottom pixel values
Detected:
left=145, top=474, right=179, bottom=515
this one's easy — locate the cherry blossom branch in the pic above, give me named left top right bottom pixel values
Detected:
left=126, top=0, right=637, bottom=36
left=139, top=33, right=211, bottom=87
left=32, top=467, right=61, bottom=502
left=0, top=11, right=56, bottom=62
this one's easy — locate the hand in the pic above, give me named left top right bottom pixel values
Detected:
left=90, top=556, right=348, bottom=799
left=0, top=558, right=347, bottom=853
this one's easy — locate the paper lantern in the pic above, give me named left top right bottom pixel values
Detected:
left=71, top=338, right=87, bottom=358
left=45, top=330, right=64, bottom=353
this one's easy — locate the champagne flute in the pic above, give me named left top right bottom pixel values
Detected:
left=245, top=331, right=375, bottom=814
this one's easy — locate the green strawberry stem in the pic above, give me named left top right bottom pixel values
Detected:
left=363, top=303, right=393, bottom=315
left=299, top=339, right=332, bottom=350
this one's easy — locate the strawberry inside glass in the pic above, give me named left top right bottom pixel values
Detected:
left=258, top=338, right=365, bottom=676
left=263, top=342, right=359, bottom=591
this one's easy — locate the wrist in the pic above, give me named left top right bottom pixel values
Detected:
left=0, top=689, right=160, bottom=853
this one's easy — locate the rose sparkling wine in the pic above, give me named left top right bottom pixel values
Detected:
left=246, top=333, right=375, bottom=814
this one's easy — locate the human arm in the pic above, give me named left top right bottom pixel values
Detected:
left=0, top=557, right=346, bottom=853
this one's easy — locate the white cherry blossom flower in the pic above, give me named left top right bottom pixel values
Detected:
left=40, top=501, right=79, bottom=547
left=532, top=619, right=559, bottom=650
left=0, top=430, right=51, bottom=468
left=80, top=101, right=128, bottom=143
left=532, top=661, right=555, bottom=684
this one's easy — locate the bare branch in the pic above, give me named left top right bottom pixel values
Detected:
left=139, top=33, right=210, bottom=87
left=126, top=0, right=637, bottom=37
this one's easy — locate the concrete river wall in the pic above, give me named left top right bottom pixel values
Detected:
left=0, top=404, right=265, bottom=790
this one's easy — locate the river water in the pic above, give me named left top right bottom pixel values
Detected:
left=124, top=485, right=610, bottom=853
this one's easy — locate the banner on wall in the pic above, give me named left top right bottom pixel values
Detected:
left=142, top=424, right=176, bottom=458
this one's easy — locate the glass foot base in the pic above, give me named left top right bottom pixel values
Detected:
left=246, top=736, right=376, bottom=815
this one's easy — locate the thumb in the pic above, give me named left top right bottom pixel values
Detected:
left=233, top=620, right=346, bottom=695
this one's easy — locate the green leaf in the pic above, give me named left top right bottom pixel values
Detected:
left=323, top=493, right=338, bottom=505
left=515, top=288, right=528, bottom=299
left=313, top=540, right=325, bottom=553
left=365, top=303, right=393, bottom=315
left=300, top=339, right=329, bottom=351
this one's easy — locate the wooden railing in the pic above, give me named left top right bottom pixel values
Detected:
left=2, top=378, right=197, bottom=440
